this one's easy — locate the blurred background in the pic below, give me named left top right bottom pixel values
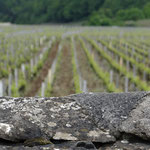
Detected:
left=0, top=0, right=150, bottom=26
left=0, top=0, right=150, bottom=97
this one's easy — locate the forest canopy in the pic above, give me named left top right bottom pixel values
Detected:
left=0, top=0, right=150, bottom=25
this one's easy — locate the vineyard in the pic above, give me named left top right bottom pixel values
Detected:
left=0, top=25, right=150, bottom=97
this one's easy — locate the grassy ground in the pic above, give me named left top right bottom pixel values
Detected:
left=125, top=19, right=150, bottom=27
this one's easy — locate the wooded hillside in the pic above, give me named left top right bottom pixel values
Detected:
left=0, top=0, right=150, bottom=25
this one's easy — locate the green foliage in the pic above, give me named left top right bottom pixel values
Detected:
left=144, top=2, right=150, bottom=18
left=0, top=69, right=8, bottom=78
left=11, top=83, right=19, bottom=97
left=0, top=0, right=150, bottom=25
left=117, top=8, right=145, bottom=21
left=18, top=79, right=27, bottom=92
left=102, top=0, right=150, bottom=13
left=99, top=39, right=150, bottom=75
left=0, top=0, right=104, bottom=24
left=71, top=37, right=82, bottom=93
left=87, top=38, right=150, bottom=91
left=45, top=83, right=52, bottom=97
left=32, top=60, right=43, bottom=78
left=88, top=13, right=112, bottom=26
left=78, top=37, right=120, bottom=92
left=31, top=40, right=55, bottom=79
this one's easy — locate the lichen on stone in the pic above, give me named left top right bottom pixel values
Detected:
left=24, top=137, right=53, bottom=147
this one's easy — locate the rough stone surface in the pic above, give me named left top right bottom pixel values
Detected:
left=0, top=92, right=150, bottom=149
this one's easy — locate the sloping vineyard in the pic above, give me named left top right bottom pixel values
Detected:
left=0, top=25, right=150, bottom=97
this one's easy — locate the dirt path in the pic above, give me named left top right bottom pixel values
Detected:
left=51, top=41, right=75, bottom=97
left=25, top=41, right=59, bottom=97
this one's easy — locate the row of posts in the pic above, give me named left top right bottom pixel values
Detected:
left=0, top=36, right=55, bottom=97
left=97, top=40, right=147, bottom=92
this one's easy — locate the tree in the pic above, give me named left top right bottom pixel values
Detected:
left=144, top=2, right=150, bottom=18
left=117, top=8, right=145, bottom=21
left=88, top=12, right=112, bottom=26
left=0, top=0, right=150, bottom=24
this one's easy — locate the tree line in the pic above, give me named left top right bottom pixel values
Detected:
left=0, top=0, right=150, bottom=25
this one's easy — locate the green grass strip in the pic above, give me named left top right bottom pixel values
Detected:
left=71, top=37, right=82, bottom=93
left=122, top=40, right=148, bottom=57
left=111, top=39, right=144, bottom=60
left=87, top=37, right=150, bottom=91
left=78, top=37, right=120, bottom=92
left=111, top=39, right=149, bottom=66
left=99, top=39, right=150, bottom=75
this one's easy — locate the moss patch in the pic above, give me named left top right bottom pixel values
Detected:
left=24, top=137, right=53, bottom=147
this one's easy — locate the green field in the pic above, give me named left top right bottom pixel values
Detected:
left=0, top=25, right=150, bottom=97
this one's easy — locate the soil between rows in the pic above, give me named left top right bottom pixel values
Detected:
left=51, top=40, right=75, bottom=97
left=25, top=41, right=59, bottom=97
left=75, top=39, right=107, bottom=92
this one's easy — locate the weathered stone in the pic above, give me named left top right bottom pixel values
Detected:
left=0, top=92, right=150, bottom=149
left=73, top=141, right=97, bottom=150
left=120, top=94, right=150, bottom=140
left=0, top=96, right=115, bottom=143
left=98, top=140, right=150, bottom=150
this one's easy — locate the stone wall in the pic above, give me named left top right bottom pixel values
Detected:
left=0, top=92, right=150, bottom=150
